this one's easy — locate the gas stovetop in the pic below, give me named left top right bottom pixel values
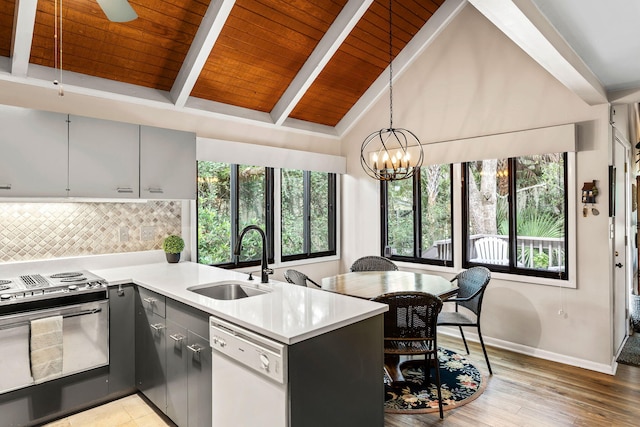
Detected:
left=0, top=270, right=108, bottom=304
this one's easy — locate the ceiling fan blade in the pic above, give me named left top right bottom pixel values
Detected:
left=96, top=0, right=138, bottom=22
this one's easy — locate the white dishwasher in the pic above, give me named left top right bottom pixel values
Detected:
left=210, top=317, right=288, bottom=427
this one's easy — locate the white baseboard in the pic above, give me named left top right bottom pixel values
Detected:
left=439, top=327, right=615, bottom=375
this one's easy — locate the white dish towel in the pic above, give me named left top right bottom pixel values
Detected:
left=30, top=315, right=63, bottom=382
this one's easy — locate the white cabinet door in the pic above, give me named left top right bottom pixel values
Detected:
left=0, top=106, right=68, bottom=197
left=68, top=115, right=140, bottom=198
left=140, top=126, right=196, bottom=200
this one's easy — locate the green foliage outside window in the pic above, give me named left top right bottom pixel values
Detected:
left=198, top=162, right=232, bottom=265
left=281, top=169, right=304, bottom=256
left=197, top=162, right=266, bottom=265
left=386, top=165, right=452, bottom=261
left=467, top=154, right=566, bottom=273
left=281, top=169, right=333, bottom=257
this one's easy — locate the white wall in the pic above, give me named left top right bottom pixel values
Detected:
left=341, top=5, right=614, bottom=370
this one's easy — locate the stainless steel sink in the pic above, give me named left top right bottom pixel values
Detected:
left=187, top=281, right=271, bottom=300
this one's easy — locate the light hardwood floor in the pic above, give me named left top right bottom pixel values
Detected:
left=386, top=334, right=640, bottom=426
left=44, top=335, right=640, bottom=426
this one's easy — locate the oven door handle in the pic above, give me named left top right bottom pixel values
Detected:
left=0, top=307, right=102, bottom=331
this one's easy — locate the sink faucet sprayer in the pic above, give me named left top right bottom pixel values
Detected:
left=233, top=225, right=273, bottom=284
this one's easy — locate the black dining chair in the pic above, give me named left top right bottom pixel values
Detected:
left=350, top=256, right=398, bottom=272
left=373, top=291, right=444, bottom=419
left=284, top=269, right=320, bottom=288
left=437, top=266, right=492, bottom=374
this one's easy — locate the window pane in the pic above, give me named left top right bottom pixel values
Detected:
left=197, top=162, right=232, bottom=265
left=310, top=171, right=330, bottom=252
left=238, top=165, right=267, bottom=262
left=281, top=169, right=304, bottom=256
left=467, top=159, right=510, bottom=265
left=515, top=154, right=565, bottom=272
left=420, top=165, right=452, bottom=262
left=386, top=178, right=414, bottom=256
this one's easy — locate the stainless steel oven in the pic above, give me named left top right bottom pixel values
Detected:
left=0, top=270, right=109, bottom=395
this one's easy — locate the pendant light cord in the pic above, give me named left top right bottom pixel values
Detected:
left=388, top=0, right=393, bottom=129
left=53, top=0, right=64, bottom=96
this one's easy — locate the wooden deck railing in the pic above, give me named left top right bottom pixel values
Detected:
left=432, top=234, right=565, bottom=270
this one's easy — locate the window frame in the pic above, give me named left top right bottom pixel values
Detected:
left=461, top=153, right=569, bottom=280
left=280, top=170, right=337, bottom=262
left=380, top=164, right=454, bottom=267
left=196, top=162, right=274, bottom=269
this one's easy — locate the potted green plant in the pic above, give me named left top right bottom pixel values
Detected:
left=163, top=235, right=184, bottom=263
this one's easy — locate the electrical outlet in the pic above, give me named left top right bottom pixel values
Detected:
left=141, top=226, right=156, bottom=241
left=119, top=226, right=129, bottom=242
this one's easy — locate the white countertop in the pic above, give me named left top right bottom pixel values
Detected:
left=93, top=261, right=387, bottom=345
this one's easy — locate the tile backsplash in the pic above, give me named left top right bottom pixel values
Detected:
left=0, top=201, right=181, bottom=262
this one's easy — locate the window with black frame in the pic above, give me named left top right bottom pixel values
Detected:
left=197, top=162, right=274, bottom=268
left=381, top=164, right=453, bottom=266
left=463, top=153, right=567, bottom=279
left=281, top=169, right=336, bottom=261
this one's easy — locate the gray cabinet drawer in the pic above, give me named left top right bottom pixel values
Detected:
left=166, top=298, right=207, bottom=337
left=138, top=287, right=166, bottom=318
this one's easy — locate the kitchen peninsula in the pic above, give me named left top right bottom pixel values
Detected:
left=0, top=261, right=386, bottom=427
left=97, top=261, right=387, bottom=345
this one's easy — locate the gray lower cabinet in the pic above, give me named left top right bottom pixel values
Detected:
left=186, top=330, right=211, bottom=427
left=108, top=284, right=136, bottom=394
left=136, top=288, right=168, bottom=412
left=166, top=319, right=188, bottom=427
left=136, top=288, right=211, bottom=427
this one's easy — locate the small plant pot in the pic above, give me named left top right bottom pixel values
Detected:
left=165, top=252, right=181, bottom=263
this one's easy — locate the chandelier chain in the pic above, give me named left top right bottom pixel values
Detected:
left=359, top=0, right=424, bottom=181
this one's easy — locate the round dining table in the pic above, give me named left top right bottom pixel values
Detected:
left=321, top=270, right=458, bottom=300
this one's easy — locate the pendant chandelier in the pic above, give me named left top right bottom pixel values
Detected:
left=360, top=0, right=423, bottom=181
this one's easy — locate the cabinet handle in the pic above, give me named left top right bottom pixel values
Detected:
left=143, top=297, right=157, bottom=305
left=187, top=343, right=204, bottom=354
left=147, top=187, right=164, bottom=194
left=150, top=323, right=165, bottom=331
left=170, top=333, right=185, bottom=342
left=117, top=187, right=134, bottom=193
left=0, top=184, right=11, bottom=190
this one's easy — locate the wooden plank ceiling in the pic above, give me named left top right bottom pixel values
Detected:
left=0, top=0, right=445, bottom=130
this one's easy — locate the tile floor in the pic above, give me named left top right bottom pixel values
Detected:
left=43, top=394, right=174, bottom=427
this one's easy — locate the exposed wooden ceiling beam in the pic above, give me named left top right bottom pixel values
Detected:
left=468, top=0, right=607, bottom=106
left=10, top=0, right=38, bottom=77
left=170, top=0, right=236, bottom=107
left=270, top=0, right=374, bottom=126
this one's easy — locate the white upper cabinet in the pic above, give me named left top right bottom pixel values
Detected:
left=140, top=126, right=196, bottom=200
left=68, top=115, right=140, bottom=198
left=0, top=106, right=68, bottom=197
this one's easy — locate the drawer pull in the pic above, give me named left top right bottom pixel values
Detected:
left=187, top=343, right=204, bottom=354
left=117, top=187, right=134, bottom=193
left=147, top=187, right=164, bottom=194
left=0, top=184, right=11, bottom=190
left=170, top=333, right=185, bottom=342
left=150, top=323, right=165, bottom=331
left=143, top=297, right=157, bottom=305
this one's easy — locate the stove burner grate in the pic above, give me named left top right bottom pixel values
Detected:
left=19, top=274, right=49, bottom=289
left=0, top=280, right=11, bottom=286
left=0, top=284, right=11, bottom=291
left=50, top=272, right=83, bottom=279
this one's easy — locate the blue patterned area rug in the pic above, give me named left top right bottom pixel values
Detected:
left=384, top=348, right=486, bottom=414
